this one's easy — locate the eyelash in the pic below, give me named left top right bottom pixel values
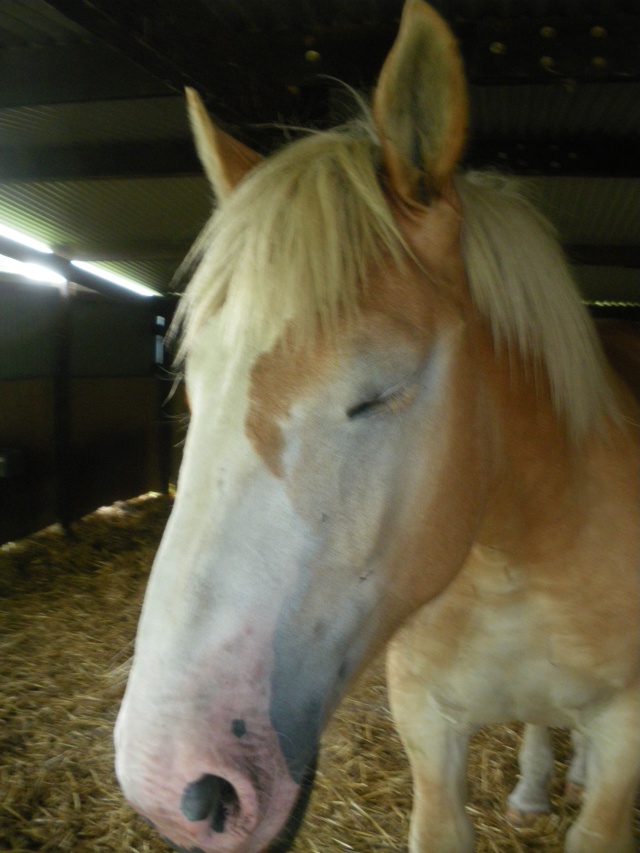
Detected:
left=347, top=384, right=416, bottom=420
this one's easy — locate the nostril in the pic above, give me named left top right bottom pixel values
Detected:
left=180, top=774, right=239, bottom=833
left=181, top=775, right=220, bottom=823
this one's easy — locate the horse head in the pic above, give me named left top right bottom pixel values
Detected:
left=115, top=3, right=492, bottom=850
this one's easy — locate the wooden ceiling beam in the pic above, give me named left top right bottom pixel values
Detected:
left=1, top=137, right=638, bottom=182
left=40, top=0, right=265, bottom=119
left=0, top=43, right=169, bottom=109
left=567, top=245, right=640, bottom=269
left=465, top=137, right=640, bottom=179
left=39, top=1, right=640, bottom=127
left=0, top=141, right=199, bottom=182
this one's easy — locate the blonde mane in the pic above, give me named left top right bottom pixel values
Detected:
left=176, top=120, right=406, bottom=358
left=457, top=171, right=616, bottom=437
left=177, top=117, right=615, bottom=438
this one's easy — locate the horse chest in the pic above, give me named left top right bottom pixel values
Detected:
left=396, top=553, right=611, bottom=729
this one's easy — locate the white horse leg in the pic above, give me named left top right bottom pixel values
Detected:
left=565, top=690, right=639, bottom=853
left=565, top=729, right=587, bottom=805
left=505, top=724, right=553, bottom=825
left=386, top=651, right=474, bottom=853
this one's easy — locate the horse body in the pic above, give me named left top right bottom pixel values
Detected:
left=114, top=2, right=639, bottom=851
left=387, top=325, right=639, bottom=851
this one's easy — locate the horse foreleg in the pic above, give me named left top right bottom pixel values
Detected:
left=564, top=729, right=587, bottom=805
left=565, top=688, right=640, bottom=853
left=386, top=649, right=474, bottom=853
left=505, top=723, right=553, bottom=825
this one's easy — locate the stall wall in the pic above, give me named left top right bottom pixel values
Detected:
left=0, top=281, right=59, bottom=540
left=0, top=279, right=171, bottom=543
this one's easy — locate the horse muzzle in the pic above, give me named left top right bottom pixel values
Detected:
left=116, top=718, right=318, bottom=853
left=154, top=756, right=317, bottom=853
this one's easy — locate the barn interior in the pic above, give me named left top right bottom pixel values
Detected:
left=0, top=2, right=639, bottom=852
left=0, top=0, right=639, bottom=542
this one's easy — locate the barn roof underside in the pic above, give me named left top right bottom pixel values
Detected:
left=0, top=0, right=638, bottom=304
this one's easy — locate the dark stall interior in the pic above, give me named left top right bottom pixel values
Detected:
left=0, top=278, right=173, bottom=542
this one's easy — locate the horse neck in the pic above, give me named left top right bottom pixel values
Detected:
left=474, top=327, right=589, bottom=560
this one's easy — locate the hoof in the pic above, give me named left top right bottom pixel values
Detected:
left=564, top=781, right=584, bottom=806
left=505, top=805, right=546, bottom=828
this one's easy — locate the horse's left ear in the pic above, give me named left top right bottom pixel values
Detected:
left=185, top=88, right=263, bottom=200
left=373, top=0, right=468, bottom=209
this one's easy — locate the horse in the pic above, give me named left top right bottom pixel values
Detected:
left=114, top=1, right=639, bottom=851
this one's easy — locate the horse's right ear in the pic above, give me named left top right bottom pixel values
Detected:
left=185, top=88, right=263, bottom=200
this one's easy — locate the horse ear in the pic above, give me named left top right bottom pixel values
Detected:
left=185, top=88, right=263, bottom=200
left=373, top=0, right=468, bottom=209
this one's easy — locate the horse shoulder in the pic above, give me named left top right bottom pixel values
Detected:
left=388, top=546, right=553, bottom=724
left=388, top=512, right=639, bottom=728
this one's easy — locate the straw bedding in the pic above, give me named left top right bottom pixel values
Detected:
left=1, top=495, right=637, bottom=852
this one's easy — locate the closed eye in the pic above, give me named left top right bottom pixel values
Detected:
left=347, top=398, right=378, bottom=419
left=347, top=383, right=417, bottom=420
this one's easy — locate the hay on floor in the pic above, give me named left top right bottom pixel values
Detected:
left=0, top=495, right=637, bottom=852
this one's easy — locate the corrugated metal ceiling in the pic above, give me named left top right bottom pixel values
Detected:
left=530, top=177, right=640, bottom=246
left=0, top=177, right=210, bottom=290
left=0, top=0, right=637, bottom=302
